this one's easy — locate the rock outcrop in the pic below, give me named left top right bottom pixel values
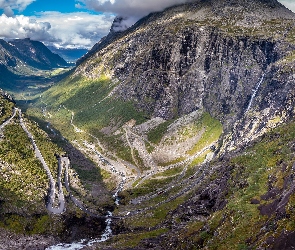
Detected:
left=74, top=0, right=295, bottom=152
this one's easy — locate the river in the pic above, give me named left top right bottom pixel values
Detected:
left=46, top=212, right=113, bottom=250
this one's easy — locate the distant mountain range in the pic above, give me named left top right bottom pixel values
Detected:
left=0, top=38, right=68, bottom=70
left=48, top=46, right=88, bottom=64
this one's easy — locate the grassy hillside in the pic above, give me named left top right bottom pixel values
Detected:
left=25, top=74, right=149, bottom=167
left=99, top=117, right=295, bottom=249
left=35, top=75, right=147, bottom=132
left=0, top=95, right=67, bottom=235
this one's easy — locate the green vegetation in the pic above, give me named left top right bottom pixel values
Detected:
left=280, top=50, right=295, bottom=63
left=99, top=133, right=134, bottom=164
left=147, top=120, right=173, bottom=144
left=0, top=214, right=52, bottom=235
left=187, top=112, right=222, bottom=155
left=106, top=228, right=168, bottom=248
left=26, top=75, right=148, bottom=165
left=40, top=75, right=147, bottom=132
left=113, top=118, right=295, bottom=249
left=73, top=164, right=102, bottom=182
left=0, top=96, right=64, bottom=235
left=153, top=166, right=183, bottom=178
left=158, top=157, right=185, bottom=167
left=194, top=120, right=295, bottom=248
left=127, top=176, right=176, bottom=198
left=0, top=123, right=48, bottom=203
left=26, top=117, right=64, bottom=178
left=286, top=25, right=295, bottom=44
left=189, top=149, right=211, bottom=166
left=121, top=193, right=186, bottom=231
left=0, top=96, right=14, bottom=123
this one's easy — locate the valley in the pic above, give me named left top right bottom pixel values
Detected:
left=1, top=0, right=295, bottom=249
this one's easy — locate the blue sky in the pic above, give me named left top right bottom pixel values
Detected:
left=23, top=0, right=83, bottom=14
left=0, top=0, right=294, bottom=49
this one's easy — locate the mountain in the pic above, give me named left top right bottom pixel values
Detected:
left=4, top=0, right=295, bottom=249
left=0, top=38, right=68, bottom=70
left=76, top=16, right=136, bottom=66
left=46, top=0, right=295, bottom=161
left=0, top=38, right=69, bottom=89
left=8, top=38, right=69, bottom=70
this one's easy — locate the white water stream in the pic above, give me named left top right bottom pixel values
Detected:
left=46, top=167, right=125, bottom=250
left=245, top=74, right=265, bottom=113
left=46, top=212, right=113, bottom=250
left=43, top=106, right=127, bottom=249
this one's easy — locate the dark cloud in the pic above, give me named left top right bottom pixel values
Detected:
left=76, top=0, right=193, bottom=32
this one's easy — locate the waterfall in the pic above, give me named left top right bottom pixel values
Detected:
left=245, top=74, right=265, bottom=113
left=46, top=211, right=114, bottom=250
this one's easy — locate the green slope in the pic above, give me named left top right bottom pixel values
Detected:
left=0, top=95, right=64, bottom=235
left=36, top=75, right=147, bottom=133
left=99, top=118, right=295, bottom=249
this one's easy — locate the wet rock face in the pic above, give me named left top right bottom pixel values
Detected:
left=75, top=0, right=295, bottom=150
left=110, top=28, right=280, bottom=119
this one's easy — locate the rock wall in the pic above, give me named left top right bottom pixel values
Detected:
left=74, top=0, right=295, bottom=151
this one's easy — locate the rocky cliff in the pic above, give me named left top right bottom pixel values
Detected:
left=75, top=0, right=295, bottom=153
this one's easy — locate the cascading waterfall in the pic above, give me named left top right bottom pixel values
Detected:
left=46, top=169, right=125, bottom=250
left=245, top=74, right=265, bottom=113
left=47, top=212, right=113, bottom=250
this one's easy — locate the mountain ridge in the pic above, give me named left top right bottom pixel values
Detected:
left=2, top=0, right=295, bottom=249
left=71, top=0, right=295, bottom=155
left=77, top=0, right=294, bottom=66
left=9, top=38, right=68, bottom=70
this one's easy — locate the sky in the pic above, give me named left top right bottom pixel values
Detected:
left=0, top=0, right=294, bottom=49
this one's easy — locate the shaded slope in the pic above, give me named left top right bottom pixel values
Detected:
left=9, top=38, right=68, bottom=70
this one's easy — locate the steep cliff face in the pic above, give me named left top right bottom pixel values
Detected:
left=74, top=0, right=295, bottom=152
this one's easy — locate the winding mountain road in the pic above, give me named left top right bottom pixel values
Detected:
left=17, top=108, right=65, bottom=214
left=0, top=108, right=17, bottom=130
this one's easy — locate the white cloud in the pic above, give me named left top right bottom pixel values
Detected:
left=36, top=11, right=113, bottom=48
left=0, top=12, right=113, bottom=49
left=79, top=0, right=295, bottom=17
left=0, top=14, right=52, bottom=41
left=0, top=0, right=293, bottom=49
left=0, top=0, right=35, bottom=16
left=75, top=0, right=193, bottom=33
left=279, top=0, right=295, bottom=13
left=77, top=0, right=191, bottom=19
